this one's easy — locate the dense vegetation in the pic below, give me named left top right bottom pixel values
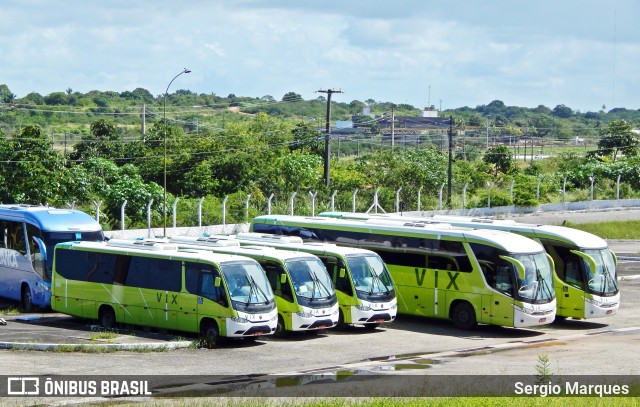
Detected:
left=0, top=83, right=639, bottom=231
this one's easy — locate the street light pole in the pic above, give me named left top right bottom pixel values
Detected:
left=163, top=68, right=190, bottom=238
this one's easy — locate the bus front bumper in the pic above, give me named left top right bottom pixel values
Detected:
left=585, top=293, right=620, bottom=318
left=513, top=300, right=556, bottom=328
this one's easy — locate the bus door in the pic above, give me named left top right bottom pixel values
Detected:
left=262, top=260, right=293, bottom=328
left=480, top=260, right=516, bottom=326
left=193, top=265, right=229, bottom=334
left=549, top=246, right=586, bottom=318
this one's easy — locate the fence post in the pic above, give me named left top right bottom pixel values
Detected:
left=290, top=192, right=297, bottom=216
left=267, top=193, right=274, bottom=215
left=331, top=190, right=338, bottom=212
left=395, top=187, right=402, bottom=213
left=562, top=177, right=567, bottom=203
left=198, top=197, right=205, bottom=227
left=172, top=197, right=179, bottom=229
left=309, top=191, right=318, bottom=216
left=462, top=183, right=468, bottom=209
left=589, top=175, right=595, bottom=201
left=352, top=189, right=358, bottom=213
left=120, top=200, right=127, bottom=231
left=417, top=186, right=423, bottom=212
left=146, top=199, right=154, bottom=237
left=245, top=194, right=252, bottom=223
left=93, top=200, right=102, bottom=223
left=438, top=184, right=444, bottom=210
left=487, top=182, right=492, bottom=208
left=536, top=177, right=541, bottom=201
left=617, top=174, right=622, bottom=200
left=222, top=196, right=228, bottom=228
left=510, top=179, right=515, bottom=201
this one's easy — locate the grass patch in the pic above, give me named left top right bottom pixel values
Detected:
left=89, top=330, right=120, bottom=342
left=563, top=220, right=640, bottom=240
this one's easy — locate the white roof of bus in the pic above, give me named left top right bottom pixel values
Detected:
left=235, top=232, right=379, bottom=257
left=59, top=240, right=257, bottom=264
left=171, top=238, right=320, bottom=261
left=320, top=212, right=608, bottom=250
left=252, top=215, right=545, bottom=254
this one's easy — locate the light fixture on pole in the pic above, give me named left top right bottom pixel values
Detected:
left=163, top=68, right=191, bottom=238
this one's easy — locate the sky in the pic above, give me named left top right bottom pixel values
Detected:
left=1, top=0, right=638, bottom=112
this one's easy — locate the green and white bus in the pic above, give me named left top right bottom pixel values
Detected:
left=231, top=232, right=397, bottom=329
left=321, top=212, right=620, bottom=320
left=169, top=236, right=339, bottom=334
left=251, top=215, right=556, bottom=329
left=52, top=239, right=278, bottom=345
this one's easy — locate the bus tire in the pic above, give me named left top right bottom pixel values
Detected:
left=98, top=306, right=116, bottom=329
left=202, top=321, right=220, bottom=347
left=21, top=285, right=34, bottom=312
left=452, top=302, right=477, bottom=330
left=275, top=316, right=288, bottom=337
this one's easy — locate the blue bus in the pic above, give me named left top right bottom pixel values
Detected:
left=0, top=204, right=104, bottom=310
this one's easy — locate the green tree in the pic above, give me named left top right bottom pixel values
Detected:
left=282, top=92, right=303, bottom=102
left=483, top=144, right=516, bottom=176
left=597, top=120, right=638, bottom=162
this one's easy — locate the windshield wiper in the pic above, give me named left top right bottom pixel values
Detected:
left=246, top=275, right=269, bottom=304
left=534, top=268, right=553, bottom=302
left=309, top=271, right=331, bottom=299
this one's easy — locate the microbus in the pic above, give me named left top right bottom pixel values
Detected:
left=251, top=215, right=556, bottom=329
left=169, top=236, right=339, bottom=334
left=0, top=204, right=104, bottom=310
left=232, top=232, right=397, bottom=329
left=52, top=239, right=278, bottom=345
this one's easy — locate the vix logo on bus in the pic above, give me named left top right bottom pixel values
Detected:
left=414, top=268, right=460, bottom=290
left=0, top=248, right=19, bottom=268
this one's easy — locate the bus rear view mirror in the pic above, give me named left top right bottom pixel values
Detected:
left=214, top=276, right=221, bottom=287
left=339, top=268, right=346, bottom=278
left=280, top=274, right=287, bottom=285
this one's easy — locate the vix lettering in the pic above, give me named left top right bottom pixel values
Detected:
left=414, top=268, right=460, bottom=290
left=156, top=292, right=178, bottom=304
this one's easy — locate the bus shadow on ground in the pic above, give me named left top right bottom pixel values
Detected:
left=550, top=318, right=609, bottom=330
left=381, top=314, right=546, bottom=339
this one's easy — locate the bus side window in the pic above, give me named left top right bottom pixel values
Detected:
left=262, top=261, right=293, bottom=302
left=199, top=272, right=218, bottom=302
left=7, top=221, right=27, bottom=256
left=565, top=260, right=582, bottom=288
left=495, top=266, right=513, bottom=295
left=319, top=255, right=352, bottom=296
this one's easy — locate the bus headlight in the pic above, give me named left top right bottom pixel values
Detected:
left=585, top=298, right=602, bottom=307
left=356, top=305, right=373, bottom=311
left=296, top=311, right=313, bottom=318
left=231, top=317, right=250, bottom=324
left=513, top=305, right=535, bottom=315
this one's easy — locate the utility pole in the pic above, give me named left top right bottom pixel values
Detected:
left=391, top=106, right=395, bottom=149
left=317, top=88, right=343, bottom=186
left=447, top=116, right=453, bottom=207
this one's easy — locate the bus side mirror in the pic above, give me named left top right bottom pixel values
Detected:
left=280, top=274, right=287, bottom=284
left=214, top=277, right=221, bottom=287
left=499, top=255, right=525, bottom=280
left=570, top=250, right=598, bottom=275
left=339, top=268, right=346, bottom=278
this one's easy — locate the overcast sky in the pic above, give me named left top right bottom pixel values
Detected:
left=2, top=0, right=638, bottom=112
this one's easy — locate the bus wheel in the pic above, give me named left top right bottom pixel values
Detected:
left=452, top=302, right=477, bottom=330
left=98, top=307, right=116, bottom=329
left=21, top=285, right=34, bottom=312
left=202, top=322, right=220, bottom=347
left=275, top=316, right=287, bottom=337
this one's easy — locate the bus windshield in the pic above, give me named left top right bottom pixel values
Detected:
left=285, top=258, right=334, bottom=300
left=221, top=262, right=274, bottom=305
left=582, top=249, right=619, bottom=296
left=513, top=252, right=555, bottom=303
left=346, top=254, right=394, bottom=294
